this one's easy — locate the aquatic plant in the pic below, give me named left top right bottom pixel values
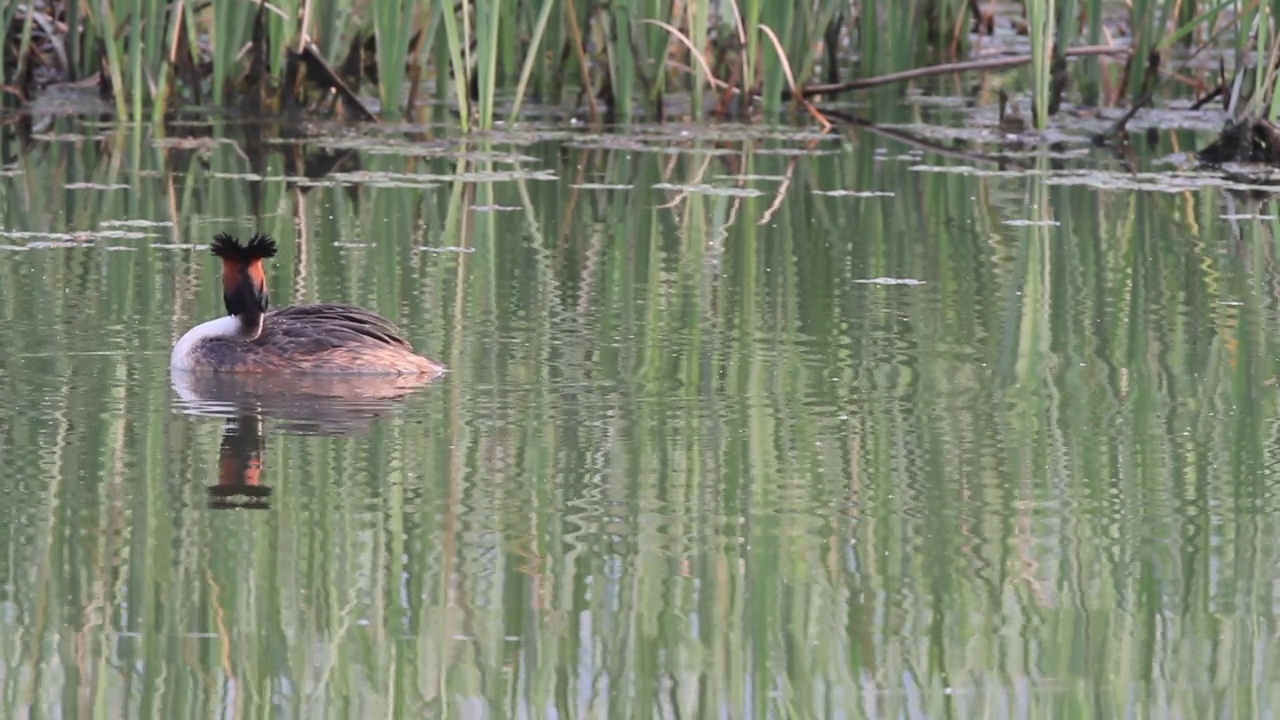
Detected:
left=0, top=0, right=1267, bottom=144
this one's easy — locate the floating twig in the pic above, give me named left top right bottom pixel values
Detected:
left=790, top=44, right=1130, bottom=99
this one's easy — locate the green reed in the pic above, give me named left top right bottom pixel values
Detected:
left=1, top=2, right=31, bottom=109
left=2, top=0, right=1252, bottom=130
left=437, top=0, right=471, bottom=129
left=1026, top=0, right=1053, bottom=128
left=373, top=0, right=417, bottom=121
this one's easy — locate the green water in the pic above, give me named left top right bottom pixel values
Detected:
left=1, top=116, right=1278, bottom=718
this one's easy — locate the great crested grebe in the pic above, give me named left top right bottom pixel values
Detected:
left=170, top=232, right=445, bottom=376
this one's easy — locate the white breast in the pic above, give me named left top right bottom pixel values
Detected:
left=170, top=315, right=241, bottom=370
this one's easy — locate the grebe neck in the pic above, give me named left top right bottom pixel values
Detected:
left=171, top=315, right=259, bottom=370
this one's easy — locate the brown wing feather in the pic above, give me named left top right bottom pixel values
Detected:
left=193, top=303, right=443, bottom=375
left=265, top=303, right=416, bottom=352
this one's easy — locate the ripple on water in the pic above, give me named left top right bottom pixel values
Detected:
left=4, top=120, right=1280, bottom=715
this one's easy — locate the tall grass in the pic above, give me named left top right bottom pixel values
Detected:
left=2, top=1, right=1268, bottom=131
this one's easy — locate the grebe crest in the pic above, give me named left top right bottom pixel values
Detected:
left=171, top=232, right=445, bottom=376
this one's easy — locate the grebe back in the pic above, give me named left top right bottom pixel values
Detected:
left=170, top=233, right=445, bottom=376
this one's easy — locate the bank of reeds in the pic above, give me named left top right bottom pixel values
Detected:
left=0, top=1, right=1278, bottom=144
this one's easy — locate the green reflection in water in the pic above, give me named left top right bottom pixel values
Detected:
left=0, top=118, right=1277, bottom=717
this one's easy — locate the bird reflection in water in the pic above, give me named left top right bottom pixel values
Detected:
left=171, top=371, right=441, bottom=510
left=212, top=413, right=272, bottom=510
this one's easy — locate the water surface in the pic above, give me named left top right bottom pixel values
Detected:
left=1, top=117, right=1278, bottom=718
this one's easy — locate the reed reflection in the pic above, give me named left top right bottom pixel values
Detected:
left=171, top=370, right=441, bottom=509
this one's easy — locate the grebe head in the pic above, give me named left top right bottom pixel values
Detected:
left=210, top=232, right=277, bottom=339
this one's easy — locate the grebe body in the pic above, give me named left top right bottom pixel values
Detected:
left=171, top=233, right=444, bottom=376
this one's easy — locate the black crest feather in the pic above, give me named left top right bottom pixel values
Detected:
left=210, top=232, right=278, bottom=261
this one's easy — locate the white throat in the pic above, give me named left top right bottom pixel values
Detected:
left=170, top=315, right=242, bottom=370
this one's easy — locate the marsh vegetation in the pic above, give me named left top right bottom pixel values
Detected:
left=0, top=0, right=1275, bottom=150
